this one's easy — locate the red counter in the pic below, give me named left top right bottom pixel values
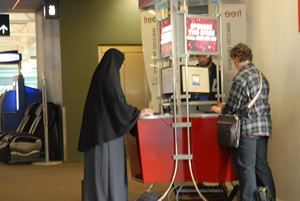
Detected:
left=128, top=115, right=238, bottom=184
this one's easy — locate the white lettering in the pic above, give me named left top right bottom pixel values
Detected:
left=187, top=22, right=216, bottom=42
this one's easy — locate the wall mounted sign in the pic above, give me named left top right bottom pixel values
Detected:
left=0, top=51, right=22, bottom=64
left=0, top=14, right=10, bottom=36
left=44, top=0, right=59, bottom=19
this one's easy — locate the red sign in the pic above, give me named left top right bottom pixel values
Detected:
left=139, top=0, right=154, bottom=9
left=160, top=18, right=172, bottom=58
left=186, top=16, right=218, bottom=55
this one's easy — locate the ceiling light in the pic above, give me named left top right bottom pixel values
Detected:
left=12, top=0, right=21, bottom=10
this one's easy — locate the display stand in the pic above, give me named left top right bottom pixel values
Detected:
left=33, top=74, right=62, bottom=166
left=162, top=1, right=221, bottom=201
left=138, top=0, right=241, bottom=201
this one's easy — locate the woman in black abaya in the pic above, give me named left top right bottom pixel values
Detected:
left=78, top=48, right=154, bottom=201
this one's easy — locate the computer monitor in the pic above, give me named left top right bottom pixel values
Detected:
left=161, top=66, right=173, bottom=97
left=160, top=65, right=210, bottom=99
left=181, top=65, right=210, bottom=98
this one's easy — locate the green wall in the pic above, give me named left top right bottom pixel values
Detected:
left=59, top=0, right=142, bottom=161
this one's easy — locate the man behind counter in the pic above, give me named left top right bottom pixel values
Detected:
left=196, top=55, right=219, bottom=101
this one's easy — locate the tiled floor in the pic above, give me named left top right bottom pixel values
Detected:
left=0, top=159, right=238, bottom=201
left=127, top=159, right=170, bottom=201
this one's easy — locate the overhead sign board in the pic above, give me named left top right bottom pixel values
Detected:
left=0, top=14, right=10, bottom=36
left=44, top=0, right=59, bottom=19
left=0, top=51, right=22, bottom=64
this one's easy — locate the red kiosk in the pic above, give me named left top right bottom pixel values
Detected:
left=128, top=114, right=238, bottom=184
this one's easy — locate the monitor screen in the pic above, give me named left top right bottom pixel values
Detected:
left=161, top=65, right=210, bottom=98
left=161, top=66, right=173, bottom=96
left=186, top=15, right=219, bottom=55
left=181, top=65, right=210, bottom=94
left=160, top=18, right=172, bottom=58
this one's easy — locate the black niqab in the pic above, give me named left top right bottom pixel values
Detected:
left=78, top=48, right=140, bottom=152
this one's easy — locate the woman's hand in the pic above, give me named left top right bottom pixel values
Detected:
left=217, top=102, right=226, bottom=107
left=140, top=108, right=154, bottom=116
left=210, top=102, right=225, bottom=114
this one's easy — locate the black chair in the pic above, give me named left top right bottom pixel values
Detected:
left=0, top=102, right=40, bottom=141
left=0, top=90, right=8, bottom=132
left=0, top=102, right=58, bottom=164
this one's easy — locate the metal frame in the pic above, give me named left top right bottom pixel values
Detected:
left=154, top=0, right=223, bottom=200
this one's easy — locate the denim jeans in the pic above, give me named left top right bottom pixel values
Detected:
left=233, top=136, right=276, bottom=201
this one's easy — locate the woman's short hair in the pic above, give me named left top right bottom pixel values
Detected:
left=230, top=43, right=253, bottom=62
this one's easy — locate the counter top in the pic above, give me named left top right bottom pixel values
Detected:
left=139, top=112, right=219, bottom=120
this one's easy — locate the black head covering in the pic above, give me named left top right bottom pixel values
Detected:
left=78, top=48, right=140, bottom=152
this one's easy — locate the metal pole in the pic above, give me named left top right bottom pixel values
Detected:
left=158, top=0, right=179, bottom=200
left=32, top=73, right=62, bottom=166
